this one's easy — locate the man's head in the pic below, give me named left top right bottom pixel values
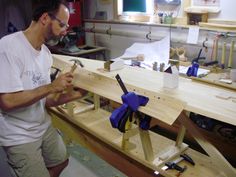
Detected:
left=32, top=0, right=70, bottom=45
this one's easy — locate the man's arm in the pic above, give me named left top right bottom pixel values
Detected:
left=45, top=87, right=88, bottom=107
left=0, top=72, right=73, bottom=112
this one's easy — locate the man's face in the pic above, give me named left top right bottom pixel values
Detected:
left=45, top=4, right=70, bottom=45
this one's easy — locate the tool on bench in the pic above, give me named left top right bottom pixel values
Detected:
left=220, top=42, right=226, bottom=69
left=53, top=59, right=84, bottom=101
left=162, top=153, right=195, bottom=172
left=228, top=40, right=235, bottom=68
left=121, top=54, right=145, bottom=61
left=153, top=62, right=158, bottom=71
left=212, top=37, right=219, bottom=62
left=176, top=47, right=187, bottom=62
left=186, top=62, right=199, bottom=77
left=192, top=48, right=205, bottom=64
left=203, top=60, right=218, bottom=66
left=121, top=54, right=145, bottom=67
left=109, top=74, right=149, bottom=133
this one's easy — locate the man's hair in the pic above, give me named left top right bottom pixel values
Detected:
left=32, top=0, right=67, bottom=21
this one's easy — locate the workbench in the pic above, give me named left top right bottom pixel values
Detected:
left=49, top=54, right=236, bottom=177
left=49, top=45, right=107, bottom=60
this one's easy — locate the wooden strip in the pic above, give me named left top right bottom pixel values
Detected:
left=52, top=54, right=184, bottom=124
left=208, top=19, right=236, bottom=25
left=123, top=127, right=139, bottom=139
left=93, top=93, right=100, bottom=110
left=179, top=112, right=236, bottom=177
left=74, top=104, right=95, bottom=115
left=199, top=22, right=236, bottom=30
left=139, top=129, right=154, bottom=162
left=175, top=125, right=186, bottom=147
left=190, top=76, right=236, bottom=91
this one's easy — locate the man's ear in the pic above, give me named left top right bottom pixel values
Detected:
left=39, top=13, right=50, bottom=26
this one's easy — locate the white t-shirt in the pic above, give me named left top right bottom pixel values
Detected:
left=0, top=31, right=52, bottom=146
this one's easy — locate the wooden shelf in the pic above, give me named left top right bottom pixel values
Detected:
left=84, top=19, right=236, bottom=33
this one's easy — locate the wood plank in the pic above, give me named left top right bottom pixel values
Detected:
left=208, top=19, right=236, bottom=25
left=53, top=55, right=185, bottom=125
left=199, top=22, right=236, bottom=31
left=52, top=54, right=236, bottom=126
left=139, top=129, right=154, bottom=162
left=175, top=125, right=186, bottom=147
left=191, top=72, right=236, bottom=91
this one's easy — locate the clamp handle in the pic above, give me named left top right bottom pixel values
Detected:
left=116, top=74, right=128, bottom=94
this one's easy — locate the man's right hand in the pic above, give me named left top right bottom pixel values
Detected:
left=50, top=72, right=73, bottom=93
left=0, top=73, right=74, bottom=111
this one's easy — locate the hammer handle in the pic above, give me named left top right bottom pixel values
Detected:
left=53, top=64, right=77, bottom=102
left=70, top=64, right=77, bottom=73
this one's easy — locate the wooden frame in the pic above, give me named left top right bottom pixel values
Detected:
left=50, top=54, right=236, bottom=177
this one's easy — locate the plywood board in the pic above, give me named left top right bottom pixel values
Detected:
left=53, top=55, right=185, bottom=125
left=52, top=54, right=236, bottom=126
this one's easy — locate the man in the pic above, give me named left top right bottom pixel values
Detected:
left=0, top=0, right=86, bottom=177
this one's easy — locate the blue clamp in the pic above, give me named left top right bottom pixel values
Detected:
left=109, top=92, right=149, bottom=132
left=139, top=115, right=152, bottom=130
left=186, top=62, right=199, bottom=77
left=121, top=92, right=149, bottom=112
left=110, top=104, right=128, bottom=128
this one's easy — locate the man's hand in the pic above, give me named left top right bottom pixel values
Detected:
left=0, top=73, right=74, bottom=111
left=50, top=72, right=73, bottom=94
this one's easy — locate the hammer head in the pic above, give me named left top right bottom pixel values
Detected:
left=70, top=59, right=84, bottom=68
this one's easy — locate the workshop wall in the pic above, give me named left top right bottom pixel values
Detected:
left=84, top=0, right=236, bottom=20
left=85, top=22, right=236, bottom=68
left=84, top=0, right=236, bottom=68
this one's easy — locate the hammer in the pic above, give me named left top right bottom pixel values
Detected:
left=69, top=59, right=84, bottom=72
left=53, top=59, right=84, bottom=101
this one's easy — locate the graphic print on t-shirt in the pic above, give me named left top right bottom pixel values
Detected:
left=23, top=70, right=47, bottom=87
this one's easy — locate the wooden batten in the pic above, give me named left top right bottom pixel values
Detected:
left=52, top=54, right=236, bottom=126
left=52, top=54, right=185, bottom=125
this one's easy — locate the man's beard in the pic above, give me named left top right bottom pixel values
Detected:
left=45, top=26, right=61, bottom=46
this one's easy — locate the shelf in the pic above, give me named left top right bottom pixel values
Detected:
left=84, top=19, right=236, bottom=33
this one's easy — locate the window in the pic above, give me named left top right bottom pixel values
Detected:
left=123, top=0, right=146, bottom=13
left=115, top=0, right=182, bottom=22
left=117, top=0, right=154, bottom=15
